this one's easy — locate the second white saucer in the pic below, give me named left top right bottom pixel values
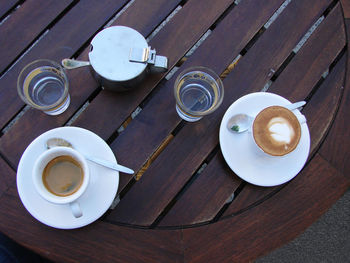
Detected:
left=219, top=92, right=310, bottom=187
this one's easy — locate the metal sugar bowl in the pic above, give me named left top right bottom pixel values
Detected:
left=62, top=26, right=168, bottom=91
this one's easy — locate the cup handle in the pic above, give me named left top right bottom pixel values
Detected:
left=70, top=201, right=82, bottom=218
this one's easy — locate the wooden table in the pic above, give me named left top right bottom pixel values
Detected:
left=1, top=0, right=349, bottom=262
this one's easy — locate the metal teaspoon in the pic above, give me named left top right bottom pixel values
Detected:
left=46, top=138, right=134, bottom=174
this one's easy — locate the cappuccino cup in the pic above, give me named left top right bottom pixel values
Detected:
left=252, top=105, right=306, bottom=157
left=33, top=147, right=90, bottom=218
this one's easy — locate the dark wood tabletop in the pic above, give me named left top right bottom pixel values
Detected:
left=1, top=0, right=350, bottom=262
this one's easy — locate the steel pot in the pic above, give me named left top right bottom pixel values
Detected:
left=62, top=26, right=168, bottom=92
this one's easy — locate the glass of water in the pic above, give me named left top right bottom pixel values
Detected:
left=174, top=66, right=224, bottom=122
left=17, top=59, right=70, bottom=115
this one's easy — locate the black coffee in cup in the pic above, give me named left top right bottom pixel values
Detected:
left=42, top=155, right=84, bottom=197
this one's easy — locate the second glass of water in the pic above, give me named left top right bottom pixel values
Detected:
left=17, top=59, right=70, bottom=115
left=174, top=66, right=224, bottom=122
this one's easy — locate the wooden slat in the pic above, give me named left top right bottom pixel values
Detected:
left=182, top=154, right=350, bottom=262
left=0, top=191, right=183, bottom=263
left=269, top=2, right=345, bottom=101
left=0, top=0, right=181, bottom=168
left=107, top=0, right=333, bottom=226
left=319, top=19, right=350, bottom=178
left=158, top=152, right=241, bottom=227
left=115, top=0, right=181, bottom=35
left=0, top=156, right=15, bottom=199
left=223, top=53, right=346, bottom=217
left=0, top=0, right=20, bottom=18
left=303, top=54, right=346, bottom=156
left=0, top=0, right=129, bottom=130
left=223, top=184, right=279, bottom=216
left=341, top=0, right=350, bottom=18
left=0, top=0, right=73, bottom=73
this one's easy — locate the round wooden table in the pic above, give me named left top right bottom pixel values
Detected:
left=0, top=0, right=349, bottom=262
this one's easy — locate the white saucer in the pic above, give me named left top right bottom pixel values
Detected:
left=219, top=92, right=310, bottom=187
left=17, top=127, right=119, bottom=229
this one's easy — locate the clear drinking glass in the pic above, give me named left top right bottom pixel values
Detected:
left=174, top=66, right=224, bottom=122
left=17, top=59, right=70, bottom=115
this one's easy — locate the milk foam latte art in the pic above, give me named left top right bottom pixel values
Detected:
left=253, top=106, right=302, bottom=156
left=267, top=117, right=295, bottom=146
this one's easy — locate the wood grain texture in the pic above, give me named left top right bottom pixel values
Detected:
left=182, top=154, right=349, bottom=263
left=341, top=0, right=350, bottom=18
left=115, top=0, right=182, bottom=36
left=319, top=19, right=350, bottom=178
left=0, top=0, right=73, bottom=73
left=107, top=0, right=333, bottom=226
left=0, top=0, right=180, bottom=168
left=0, top=0, right=20, bottom=19
left=0, top=157, right=15, bottom=199
left=0, top=0, right=129, bottom=130
left=268, top=2, right=346, bottom=101
left=221, top=0, right=332, bottom=97
left=223, top=184, right=279, bottom=216
left=304, top=53, right=346, bottom=156
left=0, top=191, right=183, bottom=263
left=158, top=151, right=241, bottom=227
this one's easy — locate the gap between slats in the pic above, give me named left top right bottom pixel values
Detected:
left=0, top=0, right=80, bottom=78
left=0, top=0, right=23, bottom=25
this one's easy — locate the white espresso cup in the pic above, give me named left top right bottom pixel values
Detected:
left=251, top=105, right=306, bottom=157
left=32, top=147, right=90, bottom=218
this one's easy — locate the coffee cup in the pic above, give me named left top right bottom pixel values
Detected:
left=32, top=147, right=90, bottom=218
left=252, top=105, right=306, bottom=157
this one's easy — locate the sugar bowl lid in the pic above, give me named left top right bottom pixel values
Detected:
left=88, top=26, right=149, bottom=82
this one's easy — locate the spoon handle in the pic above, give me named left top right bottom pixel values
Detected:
left=85, top=155, right=134, bottom=174
left=285, top=101, right=306, bottom=110
left=62, top=58, right=90, bottom=69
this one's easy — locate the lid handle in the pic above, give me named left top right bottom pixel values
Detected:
left=129, top=47, right=168, bottom=72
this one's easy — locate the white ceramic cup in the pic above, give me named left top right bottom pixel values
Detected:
left=32, top=147, right=90, bottom=218
left=251, top=106, right=306, bottom=157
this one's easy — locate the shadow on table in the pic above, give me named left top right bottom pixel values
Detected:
left=0, top=232, right=52, bottom=263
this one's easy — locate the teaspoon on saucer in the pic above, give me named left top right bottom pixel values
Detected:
left=46, top=138, right=134, bottom=174
left=227, top=101, right=306, bottom=133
